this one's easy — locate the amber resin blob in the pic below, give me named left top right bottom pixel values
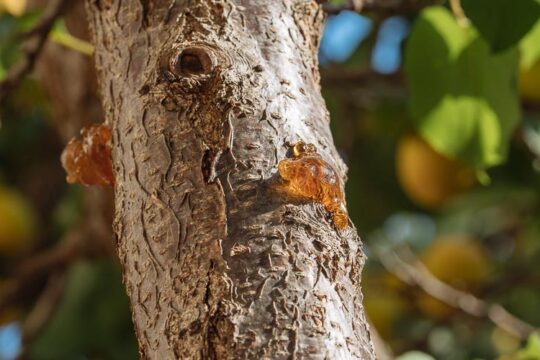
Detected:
left=61, top=124, right=114, bottom=187
left=278, top=141, right=349, bottom=230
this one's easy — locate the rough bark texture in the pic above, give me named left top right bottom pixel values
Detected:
left=85, top=1, right=375, bottom=359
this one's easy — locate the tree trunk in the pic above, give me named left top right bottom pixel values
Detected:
left=85, top=1, right=375, bottom=358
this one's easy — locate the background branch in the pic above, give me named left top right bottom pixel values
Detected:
left=0, top=0, right=70, bottom=100
left=0, top=223, right=102, bottom=312
left=375, top=246, right=537, bottom=340
left=322, top=0, right=439, bottom=16
left=21, top=272, right=66, bottom=343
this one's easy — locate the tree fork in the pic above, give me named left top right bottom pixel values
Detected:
left=85, top=0, right=375, bottom=358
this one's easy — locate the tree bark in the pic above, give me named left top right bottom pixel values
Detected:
left=85, top=1, right=375, bottom=359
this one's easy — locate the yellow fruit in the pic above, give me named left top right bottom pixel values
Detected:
left=0, top=186, right=37, bottom=256
left=363, top=274, right=410, bottom=338
left=364, top=289, right=408, bottom=338
left=381, top=272, right=408, bottom=292
left=396, top=133, right=476, bottom=209
left=519, top=60, right=540, bottom=102
left=491, top=327, right=520, bottom=356
left=416, top=235, right=492, bottom=319
left=0, top=0, right=26, bottom=16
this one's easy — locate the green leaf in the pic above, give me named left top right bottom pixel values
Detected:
left=516, top=333, right=540, bottom=360
left=0, top=60, right=5, bottom=80
left=49, top=19, right=94, bottom=56
left=405, top=6, right=520, bottom=168
left=520, top=19, right=540, bottom=70
left=0, top=12, right=40, bottom=74
left=462, top=0, right=540, bottom=53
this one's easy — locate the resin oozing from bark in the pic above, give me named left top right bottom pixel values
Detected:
left=61, top=123, right=114, bottom=187
left=278, top=141, right=349, bottom=229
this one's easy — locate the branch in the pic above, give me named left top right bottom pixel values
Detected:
left=375, top=246, right=537, bottom=340
left=0, top=0, right=70, bottom=100
left=21, top=272, right=66, bottom=343
left=320, top=67, right=404, bottom=87
left=320, top=67, right=407, bottom=106
left=0, top=227, right=90, bottom=311
left=0, top=245, right=70, bottom=312
left=449, top=0, right=469, bottom=26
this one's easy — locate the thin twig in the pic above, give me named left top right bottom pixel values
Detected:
left=0, top=0, right=71, bottom=100
left=375, top=246, right=537, bottom=340
left=449, top=0, right=469, bottom=26
left=322, top=0, right=437, bottom=16
left=0, top=230, right=81, bottom=311
left=21, top=272, right=66, bottom=343
left=50, top=28, right=94, bottom=56
left=0, top=206, right=114, bottom=314
left=321, top=67, right=404, bottom=87
left=322, top=0, right=363, bottom=14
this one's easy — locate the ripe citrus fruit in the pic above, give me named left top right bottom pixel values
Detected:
left=396, top=133, right=476, bottom=208
left=416, top=235, right=492, bottom=319
left=0, top=186, right=37, bottom=256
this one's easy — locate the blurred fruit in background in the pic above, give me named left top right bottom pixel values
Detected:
left=0, top=185, right=37, bottom=256
left=364, top=274, right=410, bottom=339
left=396, top=133, right=477, bottom=209
left=416, top=235, right=492, bottom=319
left=519, top=60, right=540, bottom=103
left=492, top=327, right=521, bottom=358
left=0, top=0, right=26, bottom=16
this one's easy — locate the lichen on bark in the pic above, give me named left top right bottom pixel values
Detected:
left=86, top=0, right=375, bottom=358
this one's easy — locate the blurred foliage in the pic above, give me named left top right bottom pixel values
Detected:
left=521, top=20, right=540, bottom=71
left=405, top=6, right=519, bottom=169
left=515, top=333, right=540, bottom=360
left=324, top=1, right=540, bottom=358
left=1, top=1, right=540, bottom=360
left=461, top=0, right=540, bottom=53
left=0, top=11, right=39, bottom=78
left=27, top=260, right=137, bottom=360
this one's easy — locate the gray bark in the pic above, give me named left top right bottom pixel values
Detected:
left=85, top=0, right=375, bottom=358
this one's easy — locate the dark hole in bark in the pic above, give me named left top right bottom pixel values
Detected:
left=161, top=96, right=178, bottom=112
left=95, top=0, right=113, bottom=10
left=160, top=68, right=176, bottom=83
left=139, top=84, right=150, bottom=95
left=182, top=54, right=204, bottom=73
left=189, top=320, right=202, bottom=335
left=312, top=239, right=324, bottom=252
left=201, top=149, right=213, bottom=183
left=171, top=48, right=213, bottom=76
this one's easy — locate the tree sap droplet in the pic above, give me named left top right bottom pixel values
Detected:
left=278, top=141, right=349, bottom=230
left=61, top=123, right=114, bottom=187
